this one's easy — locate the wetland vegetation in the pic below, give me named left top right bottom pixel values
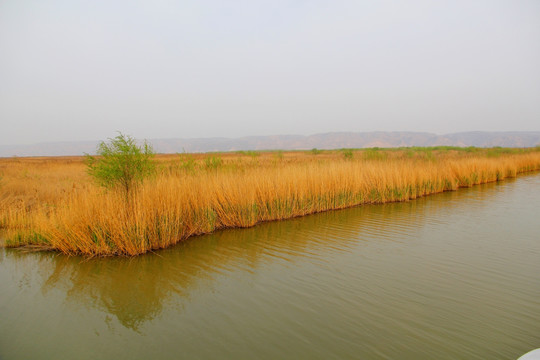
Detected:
left=1, top=143, right=540, bottom=256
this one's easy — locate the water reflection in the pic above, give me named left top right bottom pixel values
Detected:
left=1, top=178, right=514, bottom=331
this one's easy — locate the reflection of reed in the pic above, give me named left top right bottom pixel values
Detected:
left=2, top=175, right=521, bottom=331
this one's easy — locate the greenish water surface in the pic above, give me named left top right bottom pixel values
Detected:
left=1, top=174, right=540, bottom=359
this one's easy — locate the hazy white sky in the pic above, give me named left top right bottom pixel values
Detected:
left=1, top=0, right=539, bottom=144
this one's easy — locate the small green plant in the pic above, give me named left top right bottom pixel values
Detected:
left=204, top=155, right=223, bottom=170
left=179, top=154, right=197, bottom=172
left=341, top=149, right=354, bottom=160
left=86, top=133, right=155, bottom=200
left=404, top=149, right=415, bottom=158
left=486, top=147, right=514, bottom=158
left=363, top=148, right=387, bottom=161
left=245, top=150, right=260, bottom=158
left=311, top=148, right=322, bottom=155
left=274, top=150, right=284, bottom=160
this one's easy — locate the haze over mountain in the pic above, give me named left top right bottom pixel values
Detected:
left=2, top=2, right=540, bottom=147
left=2, top=131, right=540, bottom=157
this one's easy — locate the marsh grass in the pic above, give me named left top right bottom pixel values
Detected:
left=341, top=149, right=354, bottom=159
left=2, top=148, right=540, bottom=256
left=204, top=155, right=224, bottom=170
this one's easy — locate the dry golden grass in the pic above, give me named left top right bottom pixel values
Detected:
left=2, top=148, right=540, bottom=256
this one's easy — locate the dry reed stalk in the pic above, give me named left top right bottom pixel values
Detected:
left=1, top=150, right=540, bottom=256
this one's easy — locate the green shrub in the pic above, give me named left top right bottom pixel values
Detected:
left=204, top=155, right=223, bottom=170
left=86, top=133, right=155, bottom=199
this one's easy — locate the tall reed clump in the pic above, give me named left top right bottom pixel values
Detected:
left=2, top=149, right=540, bottom=256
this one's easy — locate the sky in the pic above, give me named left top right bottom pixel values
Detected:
left=1, top=0, right=539, bottom=145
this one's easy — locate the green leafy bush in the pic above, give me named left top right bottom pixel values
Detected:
left=86, top=133, right=155, bottom=198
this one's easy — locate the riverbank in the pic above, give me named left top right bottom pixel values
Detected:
left=2, top=147, right=540, bottom=256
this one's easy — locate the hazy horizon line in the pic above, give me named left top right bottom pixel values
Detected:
left=4, top=129, right=540, bottom=147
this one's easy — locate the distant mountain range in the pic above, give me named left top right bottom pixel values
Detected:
left=2, top=131, right=540, bottom=157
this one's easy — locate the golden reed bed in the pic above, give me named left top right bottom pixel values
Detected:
left=1, top=148, right=539, bottom=256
